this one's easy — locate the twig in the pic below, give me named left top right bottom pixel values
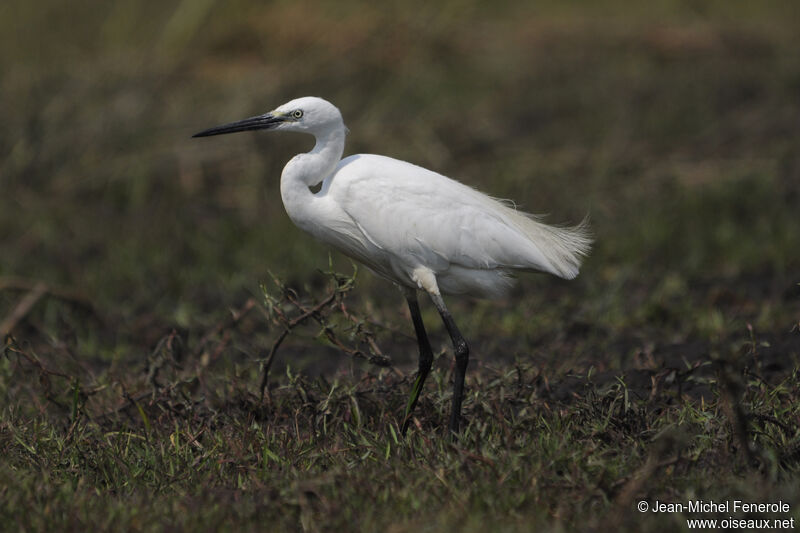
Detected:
left=608, top=454, right=681, bottom=509
left=147, top=330, right=183, bottom=393
left=284, top=288, right=390, bottom=365
left=258, top=271, right=391, bottom=401
left=0, top=282, right=48, bottom=337
left=0, top=276, right=95, bottom=311
left=259, top=329, right=289, bottom=401
left=259, top=289, right=340, bottom=400
left=750, top=412, right=793, bottom=435
left=193, top=298, right=257, bottom=358
left=5, top=338, right=72, bottom=380
left=4, top=339, right=74, bottom=412
left=337, top=301, right=391, bottom=361
left=714, top=355, right=760, bottom=467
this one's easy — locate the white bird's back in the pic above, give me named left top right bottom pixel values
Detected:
left=306, top=153, right=591, bottom=298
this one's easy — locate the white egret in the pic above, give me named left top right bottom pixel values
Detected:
left=193, top=96, right=591, bottom=435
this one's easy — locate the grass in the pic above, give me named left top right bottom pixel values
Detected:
left=3, top=337, right=800, bottom=531
left=2, top=0, right=800, bottom=531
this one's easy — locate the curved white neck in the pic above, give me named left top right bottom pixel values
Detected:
left=280, top=126, right=346, bottom=230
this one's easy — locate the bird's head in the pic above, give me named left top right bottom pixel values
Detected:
left=192, top=96, right=344, bottom=138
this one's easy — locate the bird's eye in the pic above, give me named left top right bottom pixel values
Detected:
left=292, top=110, right=303, bottom=119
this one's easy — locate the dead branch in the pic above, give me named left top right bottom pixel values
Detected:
left=147, top=330, right=184, bottom=393
left=284, top=286, right=390, bottom=365
left=258, top=271, right=391, bottom=401
left=4, top=337, right=72, bottom=381
left=0, top=276, right=95, bottom=311
left=4, top=338, right=75, bottom=412
left=259, top=286, right=341, bottom=400
left=0, top=282, right=48, bottom=337
left=193, top=297, right=257, bottom=358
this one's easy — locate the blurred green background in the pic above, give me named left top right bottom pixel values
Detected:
left=1, top=0, right=799, bottom=370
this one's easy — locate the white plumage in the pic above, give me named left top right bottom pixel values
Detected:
left=194, top=96, right=591, bottom=436
left=312, top=154, right=590, bottom=297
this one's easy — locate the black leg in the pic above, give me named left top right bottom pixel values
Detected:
left=429, top=293, right=469, bottom=436
left=401, top=290, right=434, bottom=435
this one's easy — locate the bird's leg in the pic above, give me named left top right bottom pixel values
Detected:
left=428, top=292, right=469, bottom=436
left=401, top=289, right=434, bottom=435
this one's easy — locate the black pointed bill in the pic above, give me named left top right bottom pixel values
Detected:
left=192, top=113, right=285, bottom=138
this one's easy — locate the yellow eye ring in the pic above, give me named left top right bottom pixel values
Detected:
left=292, top=110, right=303, bottom=119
